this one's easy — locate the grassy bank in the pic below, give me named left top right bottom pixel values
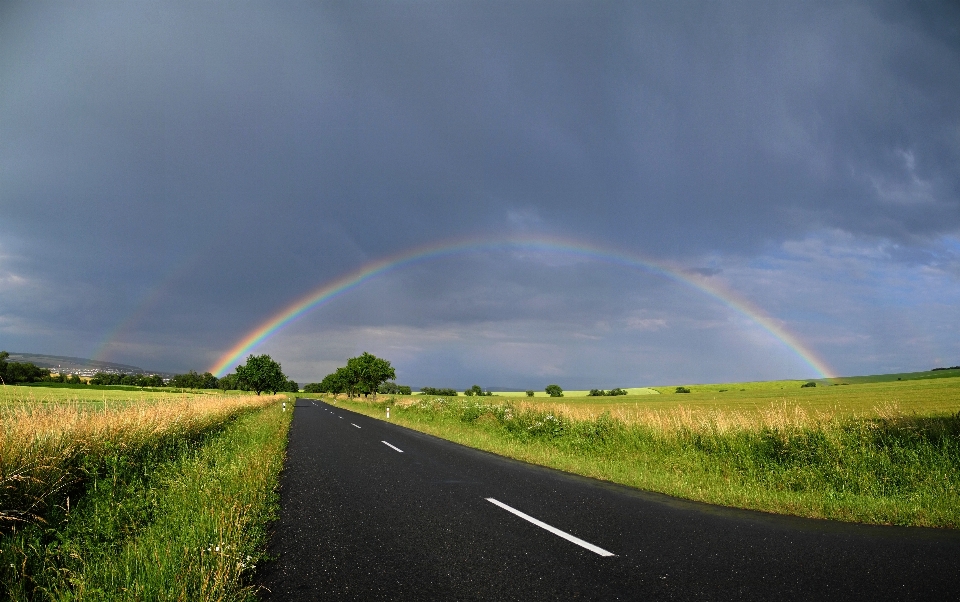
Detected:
left=335, top=380, right=960, bottom=528
left=1, top=387, right=291, bottom=600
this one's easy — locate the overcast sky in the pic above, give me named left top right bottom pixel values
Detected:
left=2, top=1, right=958, bottom=388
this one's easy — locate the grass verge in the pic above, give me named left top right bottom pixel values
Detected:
left=336, top=394, right=960, bottom=528
left=1, top=395, right=291, bottom=600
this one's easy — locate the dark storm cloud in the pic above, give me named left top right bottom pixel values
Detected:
left=1, top=0, right=957, bottom=378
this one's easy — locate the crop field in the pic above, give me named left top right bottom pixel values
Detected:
left=508, top=374, right=960, bottom=419
left=0, top=385, right=292, bottom=601
left=336, top=373, right=960, bottom=528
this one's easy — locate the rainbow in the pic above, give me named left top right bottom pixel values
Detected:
left=209, top=235, right=835, bottom=378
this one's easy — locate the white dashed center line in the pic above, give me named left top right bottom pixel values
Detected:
left=381, top=441, right=404, bottom=453
left=485, top=498, right=615, bottom=557
left=351, top=423, right=361, bottom=429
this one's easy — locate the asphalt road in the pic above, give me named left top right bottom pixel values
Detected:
left=257, top=399, right=960, bottom=601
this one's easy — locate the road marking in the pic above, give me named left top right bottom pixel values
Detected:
left=351, top=423, right=361, bottom=429
left=484, top=498, right=615, bottom=557
left=381, top=441, right=404, bottom=453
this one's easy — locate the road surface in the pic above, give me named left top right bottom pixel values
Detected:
left=257, top=398, right=960, bottom=600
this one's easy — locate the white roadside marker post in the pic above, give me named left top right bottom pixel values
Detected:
left=386, top=407, right=390, bottom=419
left=283, top=401, right=286, bottom=412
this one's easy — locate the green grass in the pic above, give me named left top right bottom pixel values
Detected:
left=1, top=394, right=291, bottom=600
left=336, top=376, right=960, bottom=528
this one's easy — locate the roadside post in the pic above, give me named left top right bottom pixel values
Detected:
left=386, top=407, right=390, bottom=419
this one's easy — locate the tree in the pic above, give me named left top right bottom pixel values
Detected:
left=171, top=370, right=212, bottom=389
left=235, top=354, right=288, bottom=395
left=525, top=390, right=535, bottom=397
left=379, top=381, right=412, bottom=395
left=465, top=384, right=483, bottom=397
left=344, top=352, right=395, bottom=399
left=675, top=386, right=691, bottom=393
left=0, top=352, right=47, bottom=384
left=314, top=369, right=349, bottom=395
left=420, top=387, right=458, bottom=396
left=545, top=384, right=563, bottom=397
left=218, top=373, right=239, bottom=391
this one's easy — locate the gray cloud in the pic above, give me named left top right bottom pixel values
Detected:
left=1, top=1, right=957, bottom=383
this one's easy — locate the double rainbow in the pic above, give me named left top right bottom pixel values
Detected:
left=208, top=235, right=834, bottom=379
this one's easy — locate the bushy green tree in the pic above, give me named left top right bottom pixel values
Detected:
left=525, top=390, right=535, bottom=397
left=545, top=384, right=563, bottom=397
left=235, top=354, right=288, bottom=395
left=317, top=369, right=349, bottom=394
left=218, top=373, right=239, bottom=390
left=344, top=352, right=395, bottom=399
left=675, top=386, right=691, bottom=393
left=0, top=352, right=47, bottom=384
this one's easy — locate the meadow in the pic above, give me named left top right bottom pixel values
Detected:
left=335, top=373, right=960, bottom=528
left=1, top=385, right=292, bottom=601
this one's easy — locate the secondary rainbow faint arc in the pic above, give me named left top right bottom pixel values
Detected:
left=209, top=236, right=835, bottom=378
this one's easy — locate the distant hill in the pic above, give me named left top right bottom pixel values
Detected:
left=823, top=367, right=960, bottom=385
left=3, top=352, right=160, bottom=375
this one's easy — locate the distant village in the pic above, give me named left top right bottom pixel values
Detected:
left=1, top=351, right=174, bottom=385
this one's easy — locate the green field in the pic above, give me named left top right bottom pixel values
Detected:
left=335, top=373, right=960, bottom=528
left=1, top=386, right=291, bottom=600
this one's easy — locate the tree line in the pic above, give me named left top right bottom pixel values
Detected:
left=164, top=355, right=297, bottom=394
left=0, top=352, right=53, bottom=384
left=0, top=350, right=298, bottom=394
left=587, top=388, right=627, bottom=396
left=302, top=352, right=399, bottom=397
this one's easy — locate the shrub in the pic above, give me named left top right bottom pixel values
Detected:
left=525, top=390, right=534, bottom=397
left=378, top=382, right=411, bottom=395
left=675, top=386, right=691, bottom=393
left=420, top=387, right=458, bottom=396
left=801, top=381, right=817, bottom=388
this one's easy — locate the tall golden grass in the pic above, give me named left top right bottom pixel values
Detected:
left=1, top=392, right=280, bottom=529
left=523, top=399, right=853, bottom=433
left=376, top=395, right=865, bottom=433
